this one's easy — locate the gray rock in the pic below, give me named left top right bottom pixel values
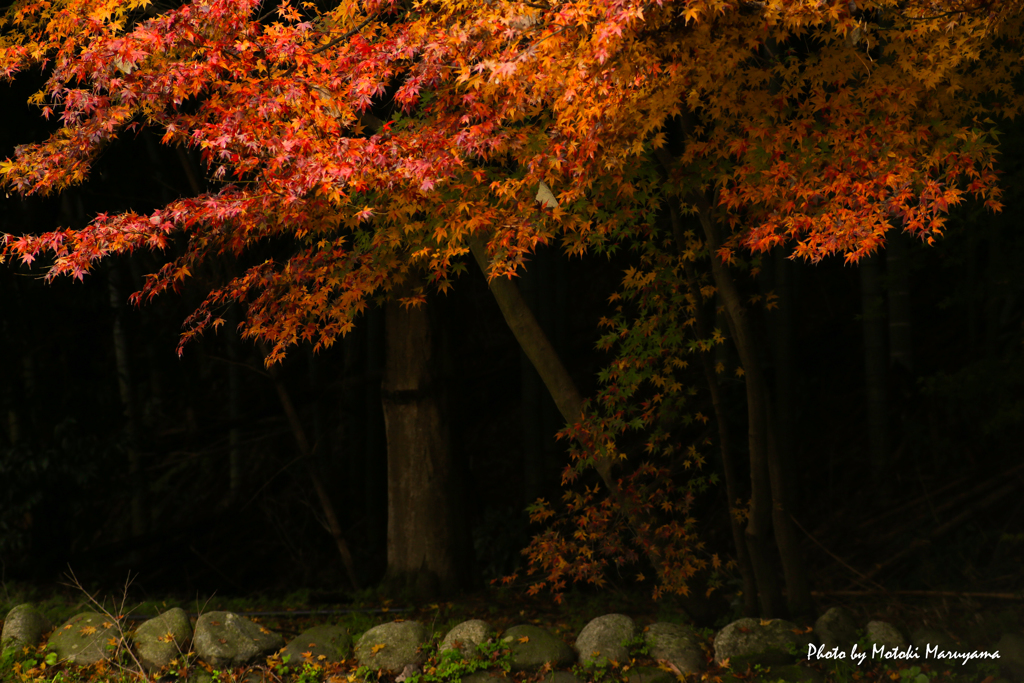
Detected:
left=502, top=624, right=575, bottom=671
left=763, top=663, right=826, bottom=683
left=996, top=632, right=1024, bottom=680
left=814, top=607, right=858, bottom=652
left=47, top=612, right=120, bottom=665
left=968, top=610, right=1021, bottom=647
left=575, top=613, right=636, bottom=668
left=1, top=604, right=52, bottom=652
left=539, top=672, right=582, bottom=683
left=441, top=620, right=492, bottom=659
left=241, top=671, right=271, bottom=683
left=625, top=665, right=674, bottom=683
left=865, top=621, right=906, bottom=651
left=354, top=620, right=428, bottom=673
left=461, top=672, right=511, bottom=683
left=910, top=627, right=960, bottom=663
left=644, top=622, right=704, bottom=675
left=713, top=618, right=812, bottom=670
left=193, top=611, right=284, bottom=668
left=282, top=624, right=352, bottom=665
left=133, top=607, right=193, bottom=672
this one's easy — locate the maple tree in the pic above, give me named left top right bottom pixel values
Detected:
left=1, top=0, right=1021, bottom=613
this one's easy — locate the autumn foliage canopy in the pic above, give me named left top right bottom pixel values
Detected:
left=1, top=0, right=1021, bottom=599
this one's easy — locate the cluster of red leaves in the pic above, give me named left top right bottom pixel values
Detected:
left=1, top=0, right=1021, bottom=593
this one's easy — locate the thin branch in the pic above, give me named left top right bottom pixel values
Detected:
left=812, top=590, right=1024, bottom=600
left=311, top=14, right=377, bottom=55
left=790, top=514, right=887, bottom=593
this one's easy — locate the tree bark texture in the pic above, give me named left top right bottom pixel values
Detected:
left=886, top=233, right=913, bottom=372
left=468, top=236, right=667, bottom=584
left=698, top=207, right=810, bottom=616
left=109, top=264, right=146, bottom=540
left=667, top=201, right=759, bottom=616
left=380, top=283, right=467, bottom=598
left=697, top=214, right=781, bottom=617
left=771, top=247, right=797, bottom=513
left=225, top=306, right=242, bottom=506
left=685, top=261, right=759, bottom=617
left=860, top=252, right=888, bottom=479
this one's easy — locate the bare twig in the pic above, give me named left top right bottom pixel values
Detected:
left=845, top=478, right=1022, bottom=589
left=790, top=514, right=888, bottom=593
left=812, top=590, right=1024, bottom=600
left=257, top=344, right=361, bottom=592
left=61, top=569, right=148, bottom=675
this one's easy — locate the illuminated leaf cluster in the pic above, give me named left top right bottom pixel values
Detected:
left=1, top=0, right=1020, bottom=594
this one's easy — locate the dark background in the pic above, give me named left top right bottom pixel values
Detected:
left=1, top=64, right=1022, bottom=609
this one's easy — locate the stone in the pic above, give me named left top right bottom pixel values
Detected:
left=909, top=627, right=960, bottom=663
left=501, top=624, right=575, bottom=671
left=865, top=621, right=906, bottom=650
left=193, top=611, right=284, bottom=668
left=1, top=604, right=53, bottom=653
left=461, top=672, right=511, bottom=683
left=644, top=621, right=704, bottom=675
left=624, top=665, right=674, bottom=683
left=814, top=607, right=859, bottom=652
left=241, top=670, right=271, bottom=683
left=133, top=607, right=193, bottom=672
left=440, top=619, right=492, bottom=659
left=538, top=672, right=582, bottom=683
left=575, top=613, right=637, bottom=668
left=995, top=632, right=1024, bottom=681
left=354, top=620, right=429, bottom=673
left=282, top=624, right=352, bottom=665
left=713, top=618, right=813, bottom=670
left=764, top=663, right=826, bottom=683
left=47, top=612, right=120, bottom=665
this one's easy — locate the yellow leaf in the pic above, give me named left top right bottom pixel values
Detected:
left=734, top=366, right=745, bottom=378
left=371, top=643, right=386, bottom=654
left=518, top=636, right=530, bottom=643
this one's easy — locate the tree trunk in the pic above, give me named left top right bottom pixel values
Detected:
left=860, top=252, right=888, bottom=480
left=468, top=236, right=668, bottom=583
left=771, top=247, right=797, bottom=513
left=685, top=262, right=759, bottom=617
left=697, top=214, right=782, bottom=617
left=767, top=246, right=812, bottom=617
left=697, top=207, right=810, bottom=616
left=667, top=201, right=759, bottom=616
left=886, top=233, right=913, bottom=372
left=224, top=306, right=243, bottom=506
left=518, top=246, right=562, bottom=508
left=380, top=281, right=467, bottom=599
left=364, top=309, right=388, bottom=566
left=109, top=264, right=146, bottom=540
